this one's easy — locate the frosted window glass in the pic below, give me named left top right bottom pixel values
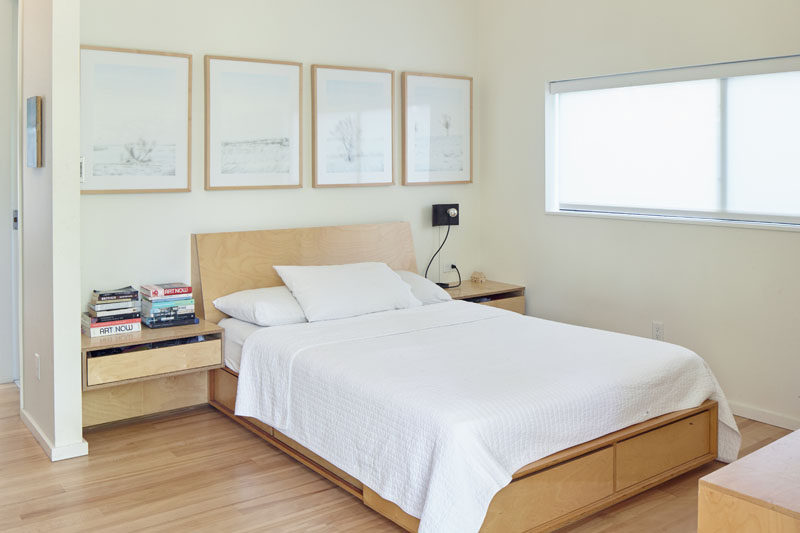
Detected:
left=557, top=80, right=720, bottom=211
left=726, top=71, right=800, bottom=216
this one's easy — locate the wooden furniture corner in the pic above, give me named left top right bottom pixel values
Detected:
left=698, top=429, right=800, bottom=532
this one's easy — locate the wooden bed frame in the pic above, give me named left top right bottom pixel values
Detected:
left=191, top=221, right=719, bottom=532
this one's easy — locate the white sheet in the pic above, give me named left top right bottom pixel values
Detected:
left=218, top=317, right=263, bottom=373
left=235, top=301, right=740, bottom=533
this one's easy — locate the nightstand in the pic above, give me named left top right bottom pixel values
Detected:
left=446, top=280, right=526, bottom=314
left=82, top=319, right=224, bottom=427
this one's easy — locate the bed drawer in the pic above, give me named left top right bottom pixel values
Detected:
left=482, top=295, right=525, bottom=314
left=86, top=339, right=222, bottom=387
left=481, top=446, right=614, bottom=531
left=616, top=411, right=711, bottom=490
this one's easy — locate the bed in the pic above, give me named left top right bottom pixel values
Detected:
left=191, top=221, right=739, bottom=533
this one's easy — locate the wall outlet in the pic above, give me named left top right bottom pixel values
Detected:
left=34, top=352, right=40, bottom=380
left=652, top=321, right=664, bottom=341
left=440, top=257, right=454, bottom=274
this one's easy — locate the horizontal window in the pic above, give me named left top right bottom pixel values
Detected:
left=546, top=55, right=800, bottom=226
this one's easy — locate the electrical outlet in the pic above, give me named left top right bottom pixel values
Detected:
left=440, top=256, right=454, bottom=274
left=34, top=352, right=40, bottom=380
left=652, top=321, right=664, bottom=341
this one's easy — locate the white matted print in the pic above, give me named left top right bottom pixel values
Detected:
left=403, top=73, right=472, bottom=185
left=312, top=65, right=393, bottom=187
left=80, top=46, right=191, bottom=193
left=206, top=56, right=302, bottom=190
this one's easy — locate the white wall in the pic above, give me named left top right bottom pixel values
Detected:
left=20, top=0, right=85, bottom=460
left=478, top=0, right=800, bottom=429
left=0, top=0, right=17, bottom=383
left=80, top=0, right=481, bottom=302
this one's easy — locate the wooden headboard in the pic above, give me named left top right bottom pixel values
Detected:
left=191, top=222, right=418, bottom=323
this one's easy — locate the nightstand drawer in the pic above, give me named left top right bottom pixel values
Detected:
left=86, top=339, right=222, bottom=387
left=482, top=295, right=525, bottom=314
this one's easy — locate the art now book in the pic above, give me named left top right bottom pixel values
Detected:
left=140, top=283, right=192, bottom=298
left=81, top=318, right=141, bottom=338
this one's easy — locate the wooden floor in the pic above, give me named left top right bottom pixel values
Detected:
left=0, top=383, right=791, bottom=532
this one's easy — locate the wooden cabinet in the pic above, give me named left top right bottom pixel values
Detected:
left=82, top=319, right=224, bottom=427
left=446, top=280, right=526, bottom=314
left=698, top=429, right=800, bottom=532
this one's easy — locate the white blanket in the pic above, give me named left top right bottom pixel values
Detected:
left=235, top=301, right=740, bottom=533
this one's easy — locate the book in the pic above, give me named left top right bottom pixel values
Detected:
left=140, top=283, right=192, bottom=298
left=141, top=307, right=195, bottom=319
left=82, top=320, right=142, bottom=338
left=82, top=312, right=141, bottom=324
left=143, top=312, right=196, bottom=323
left=89, top=300, right=142, bottom=312
left=141, top=292, right=193, bottom=302
left=142, top=316, right=199, bottom=329
left=141, top=297, right=195, bottom=311
left=90, top=286, right=139, bottom=303
left=88, top=306, right=141, bottom=318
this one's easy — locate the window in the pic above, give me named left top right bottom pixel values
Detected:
left=547, top=56, right=800, bottom=226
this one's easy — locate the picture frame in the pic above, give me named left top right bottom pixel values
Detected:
left=26, top=96, right=43, bottom=168
left=402, top=72, right=472, bottom=185
left=205, top=55, right=302, bottom=190
left=312, top=65, right=394, bottom=187
left=80, top=46, right=192, bottom=194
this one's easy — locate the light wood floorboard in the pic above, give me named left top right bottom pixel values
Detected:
left=0, top=383, right=790, bottom=532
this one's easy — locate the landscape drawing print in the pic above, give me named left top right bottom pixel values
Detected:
left=206, top=56, right=301, bottom=189
left=403, top=73, right=472, bottom=184
left=80, top=47, right=190, bottom=193
left=412, top=85, right=465, bottom=173
left=313, top=66, right=393, bottom=186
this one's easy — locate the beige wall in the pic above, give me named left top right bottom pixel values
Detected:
left=21, top=0, right=56, bottom=443
left=478, top=0, right=800, bottom=428
left=79, top=0, right=481, bottom=302
left=0, top=0, right=17, bottom=383
left=20, top=0, right=84, bottom=459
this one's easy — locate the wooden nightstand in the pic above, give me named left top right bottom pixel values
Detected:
left=82, top=319, right=224, bottom=427
left=446, top=280, right=526, bottom=314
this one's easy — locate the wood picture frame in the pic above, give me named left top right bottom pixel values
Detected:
left=402, top=72, right=472, bottom=185
left=26, top=96, right=43, bottom=168
left=80, top=45, right=192, bottom=194
left=205, top=55, right=303, bottom=190
left=312, top=65, right=394, bottom=188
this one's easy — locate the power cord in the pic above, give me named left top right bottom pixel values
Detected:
left=424, top=221, right=451, bottom=280
left=451, top=264, right=462, bottom=288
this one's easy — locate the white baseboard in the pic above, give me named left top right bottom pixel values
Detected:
left=20, top=408, right=88, bottom=461
left=728, top=401, right=800, bottom=431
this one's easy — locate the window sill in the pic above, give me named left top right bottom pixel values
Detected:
left=545, top=208, right=800, bottom=233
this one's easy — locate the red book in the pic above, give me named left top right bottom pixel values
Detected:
left=82, top=316, right=141, bottom=328
left=140, top=283, right=192, bottom=297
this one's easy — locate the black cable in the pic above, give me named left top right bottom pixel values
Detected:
left=451, top=264, right=462, bottom=288
left=424, top=221, right=451, bottom=280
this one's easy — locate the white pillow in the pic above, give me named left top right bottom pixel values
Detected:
left=395, top=270, right=452, bottom=305
left=213, top=286, right=307, bottom=326
left=274, top=262, right=422, bottom=322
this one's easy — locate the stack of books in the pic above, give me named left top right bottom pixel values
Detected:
left=140, top=283, right=199, bottom=328
left=82, top=286, right=142, bottom=338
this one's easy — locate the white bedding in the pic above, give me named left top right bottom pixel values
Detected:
left=235, top=301, right=740, bottom=533
left=218, top=318, right=263, bottom=373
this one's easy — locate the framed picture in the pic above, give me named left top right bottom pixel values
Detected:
left=205, top=55, right=302, bottom=190
left=80, top=46, right=192, bottom=194
left=312, top=65, right=394, bottom=187
left=26, top=96, right=42, bottom=168
left=402, top=72, right=472, bottom=185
